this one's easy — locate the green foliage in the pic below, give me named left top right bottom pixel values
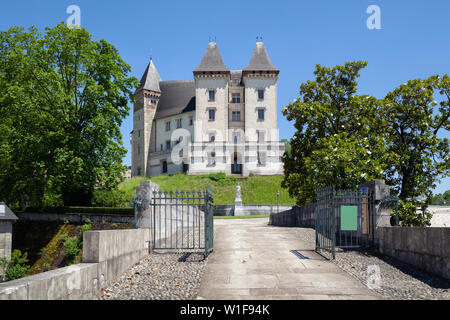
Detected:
left=120, top=175, right=296, bottom=206
left=0, top=250, right=30, bottom=282
left=206, top=173, right=237, bottom=186
left=282, top=61, right=449, bottom=211
left=393, top=200, right=432, bottom=227
left=92, top=188, right=128, bottom=207
left=430, top=190, right=450, bottom=205
left=24, top=206, right=134, bottom=215
left=63, top=236, right=81, bottom=260
left=0, top=23, right=139, bottom=208
left=81, top=222, right=92, bottom=234
left=282, top=61, right=387, bottom=205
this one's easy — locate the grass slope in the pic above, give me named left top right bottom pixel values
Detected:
left=119, top=174, right=296, bottom=206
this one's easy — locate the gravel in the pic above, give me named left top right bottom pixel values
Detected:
left=96, top=252, right=207, bottom=300
left=291, top=227, right=450, bottom=300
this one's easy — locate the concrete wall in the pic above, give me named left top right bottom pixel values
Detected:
left=373, top=227, right=450, bottom=280
left=16, top=212, right=133, bottom=224
left=269, top=204, right=316, bottom=228
left=0, top=229, right=150, bottom=300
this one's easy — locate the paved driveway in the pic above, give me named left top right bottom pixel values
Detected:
left=197, top=218, right=380, bottom=300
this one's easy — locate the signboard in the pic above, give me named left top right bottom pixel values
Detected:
left=341, top=205, right=358, bottom=231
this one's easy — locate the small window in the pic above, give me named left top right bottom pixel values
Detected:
left=258, top=109, right=265, bottom=121
left=232, top=93, right=241, bottom=103
left=208, top=109, right=216, bottom=121
left=189, top=116, right=193, bottom=126
left=165, top=121, right=171, bottom=131
left=162, top=161, right=168, bottom=173
left=166, top=140, right=171, bottom=150
left=208, top=152, right=216, bottom=166
left=209, top=134, right=215, bottom=142
left=257, top=130, right=265, bottom=143
left=232, top=111, right=241, bottom=122
left=258, top=89, right=264, bottom=100
left=257, top=152, right=266, bottom=166
left=208, top=90, right=215, bottom=102
left=160, top=144, right=163, bottom=151
left=176, top=119, right=182, bottom=129
left=233, top=132, right=240, bottom=144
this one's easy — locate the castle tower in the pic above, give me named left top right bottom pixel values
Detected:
left=242, top=41, right=280, bottom=176
left=132, top=59, right=162, bottom=177
left=190, top=42, right=231, bottom=174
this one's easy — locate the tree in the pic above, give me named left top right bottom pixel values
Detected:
left=0, top=23, right=139, bottom=207
left=282, top=61, right=387, bottom=205
left=383, top=75, right=449, bottom=204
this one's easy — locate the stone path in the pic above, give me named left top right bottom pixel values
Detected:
left=197, top=218, right=380, bottom=300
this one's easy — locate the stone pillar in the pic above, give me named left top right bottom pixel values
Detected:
left=360, top=180, right=391, bottom=229
left=135, top=180, right=159, bottom=229
left=0, top=203, right=18, bottom=281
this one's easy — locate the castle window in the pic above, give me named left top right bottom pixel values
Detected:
left=165, top=121, right=171, bottom=131
left=160, top=144, right=163, bottom=151
left=166, top=140, right=171, bottom=150
left=232, top=93, right=241, bottom=103
left=232, top=111, right=241, bottom=122
left=257, top=130, right=265, bottom=143
left=189, top=116, right=193, bottom=126
left=257, top=152, right=266, bottom=166
left=176, top=119, right=182, bottom=128
left=138, top=130, right=141, bottom=137
left=233, top=132, right=241, bottom=144
left=208, top=109, right=215, bottom=121
left=208, top=90, right=215, bottom=102
left=209, top=133, right=215, bottom=142
left=137, top=167, right=141, bottom=176
left=162, top=160, right=168, bottom=173
left=208, top=152, right=216, bottom=166
left=258, top=89, right=265, bottom=100
left=257, top=108, right=265, bottom=121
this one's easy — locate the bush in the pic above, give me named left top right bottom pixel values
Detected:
left=393, top=200, right=432, bottom=227
left=92, top=189, right=128, bottom=207
left=64, top=236, right=81, bottom=259
left=24, top=206, right=134, bottom=215
left=206, top=173, right=237, bottom=186
left=0, top=250, right=30, bottom=282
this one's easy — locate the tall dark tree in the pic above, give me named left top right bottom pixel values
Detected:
left=0, top=23, right=139, bottom=207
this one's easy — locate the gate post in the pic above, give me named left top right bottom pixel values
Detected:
left=359, top=180, right=391, bottom=247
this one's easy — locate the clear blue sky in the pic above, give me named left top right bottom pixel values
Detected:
left=1, top=0, right=449, bottom=193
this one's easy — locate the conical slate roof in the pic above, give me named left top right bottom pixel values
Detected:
left=137, top=59, right=162, bottom=92
left=244, top=42, right=278, bottom=72
left=194, top=42, right=229, bottom=72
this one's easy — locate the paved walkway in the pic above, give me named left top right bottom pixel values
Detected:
left=197, top=218, right=380, bottom=300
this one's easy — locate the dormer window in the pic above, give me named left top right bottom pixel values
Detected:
left=208, top=90, right=215, bottom=102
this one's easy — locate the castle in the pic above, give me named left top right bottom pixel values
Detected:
left=131, top=41, right=285, bottom=177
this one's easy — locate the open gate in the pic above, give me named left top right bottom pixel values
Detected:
left=315, top=186, right=374, bottom=259
left=151, top=186, right=214, bottom=256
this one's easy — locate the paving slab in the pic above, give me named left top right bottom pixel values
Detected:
left=197, top=218, right=380, bottom=300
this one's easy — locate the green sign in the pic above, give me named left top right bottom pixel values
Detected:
left=341, top=205, right=358, bottom=231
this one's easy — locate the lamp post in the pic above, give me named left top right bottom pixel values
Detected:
left=276, top=190, right=280, bottom=213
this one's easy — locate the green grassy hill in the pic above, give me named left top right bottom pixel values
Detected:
left=119, top=174, right=296, bottom=206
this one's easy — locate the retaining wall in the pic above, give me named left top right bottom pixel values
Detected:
left=0, top=228, right=150, bottom=300
left=374, top=227, right=450, bottom=280
left=269, top=204, right=315, bottom=228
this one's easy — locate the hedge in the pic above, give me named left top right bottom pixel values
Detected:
left=20, top=206, right=134, bottom=216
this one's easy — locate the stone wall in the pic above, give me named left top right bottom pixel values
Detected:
left=373, top=227, right=450, bottom=280
left=16, top=212, right=132, bottom=224
left=269, top=204, right=316, bottom=228
left=0, top=229, right=150, bottom=300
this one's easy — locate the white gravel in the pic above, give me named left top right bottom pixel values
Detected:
left=292, top=227, right=450, bottom=300
left=96, top=252, right=207, bottom=300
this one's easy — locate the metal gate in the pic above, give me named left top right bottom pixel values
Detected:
left=151, top=186, right=214, bottom=256
left=315, top=186, right=374, bottom=259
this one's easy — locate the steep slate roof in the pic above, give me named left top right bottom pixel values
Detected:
left=155, top=81, right=196, bottom=119
left=0, top=202, right=18, bottom=221
left=244, top=42, right=278, bottom=72
left=137, top=59, right=162, bottom=92
left=194, top=42, right=229, bottom=72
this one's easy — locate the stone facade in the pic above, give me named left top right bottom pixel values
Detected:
left=131, top=41, right=285, bottom=177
